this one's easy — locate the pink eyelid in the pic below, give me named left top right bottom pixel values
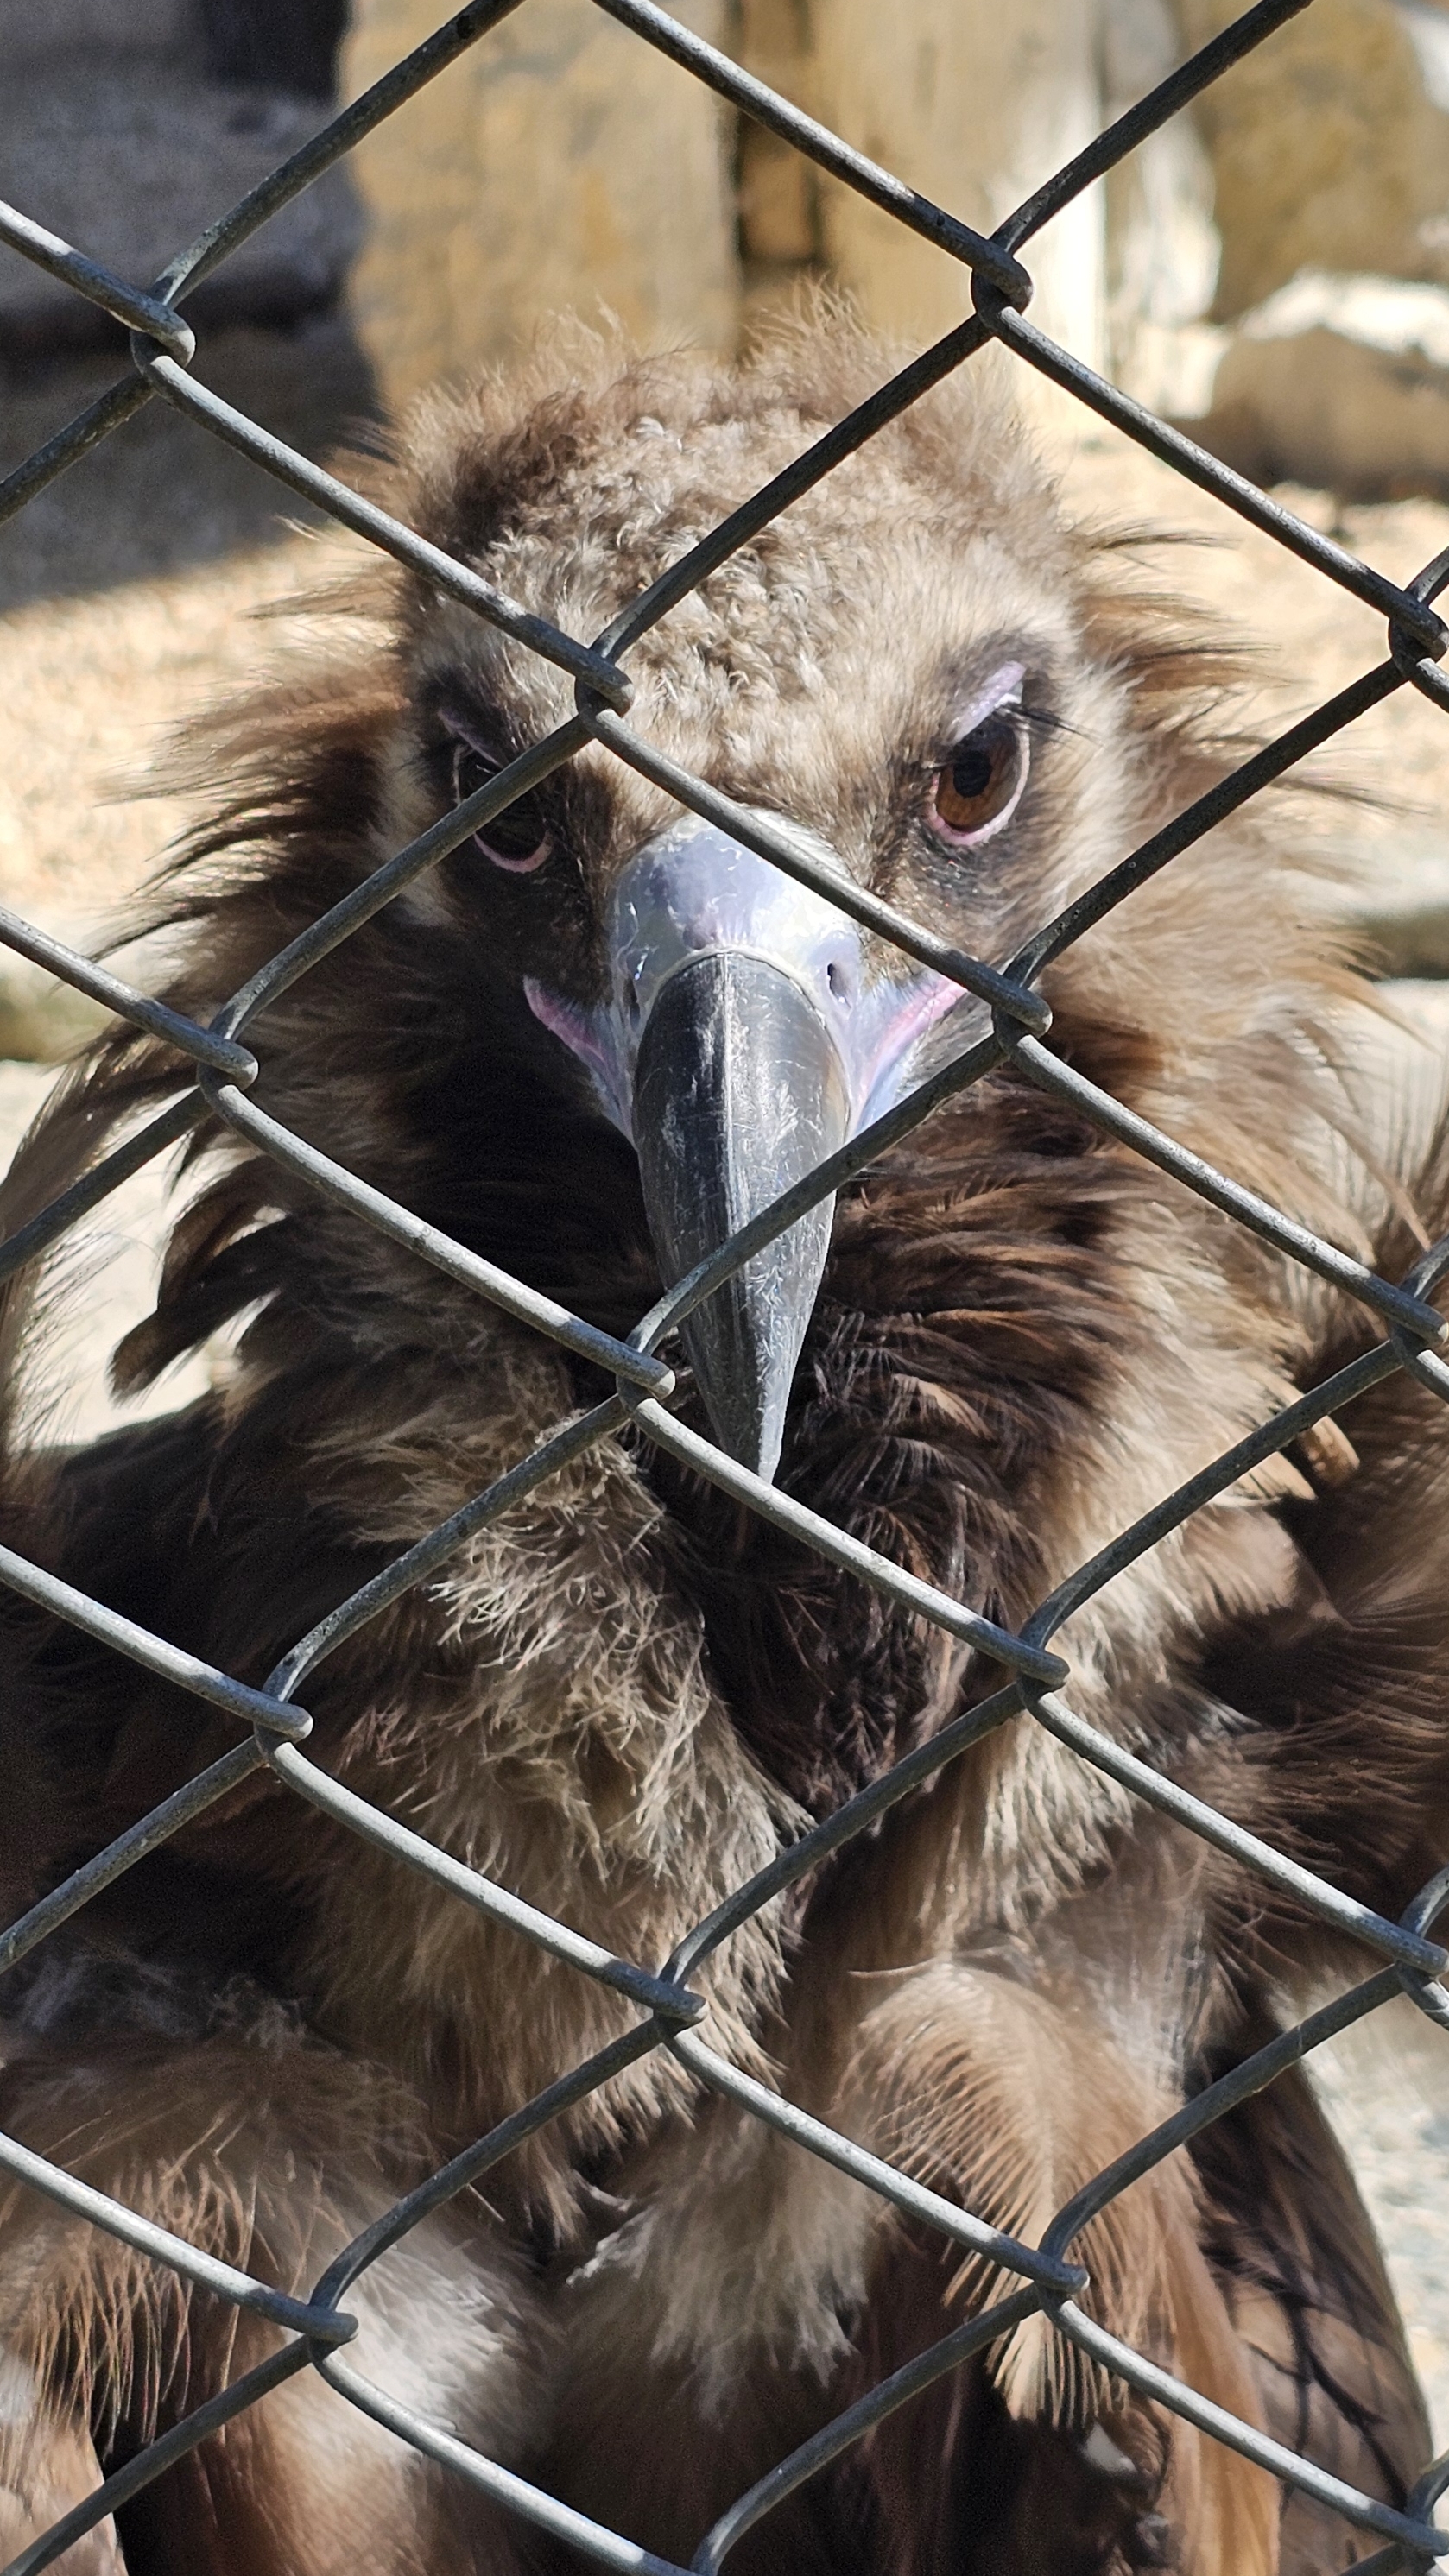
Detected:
left=483, top=834, right=552, bottom=874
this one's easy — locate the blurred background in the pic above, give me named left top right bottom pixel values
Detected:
left=17, top=0, right=1449, bottom=482
left=3, top=0, right=1449, bottom=2452
left=11, top=0, right=1449, bottom=1012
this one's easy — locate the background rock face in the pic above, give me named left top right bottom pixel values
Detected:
left=0, top=0, right=360, bottom=357
left=1205, top=270, right=1449, bottom=496
left=1169, top=0, right=1449, bottom=493
left=20, top=0, right=1449, bottom=498
left=22, top=0, right=1449, bottom=502
left=342, top=0, right=739, bottom=407
left=1179, top=0, right=1449, bottom=321
left=341, top=0, right=1108, bottom=418
left=1103, top=0, right=1223, bottom=415
left=338, top=0, right=1449, bottom=495
left=809, top=0, right=1104, bottom=370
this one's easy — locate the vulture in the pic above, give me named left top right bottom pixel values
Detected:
left=0, top=318, right=1446, bottom=2576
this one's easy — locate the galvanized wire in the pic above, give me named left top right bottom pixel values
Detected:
left=1, top=1, right=1448, bottom=2567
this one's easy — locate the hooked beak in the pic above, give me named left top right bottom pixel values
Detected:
left=526, top=819, right=964, bottom=1481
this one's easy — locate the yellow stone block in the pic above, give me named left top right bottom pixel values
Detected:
left=342, top=0, right=740, bottom=412
left=1179, top=0, right=1449, bottom=320
left=811, top=0, right=1105, bottom=377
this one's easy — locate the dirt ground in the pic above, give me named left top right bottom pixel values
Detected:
left=1, top=365, right=1448, bottom=2467
left=0, top=320, right=376, bottom=926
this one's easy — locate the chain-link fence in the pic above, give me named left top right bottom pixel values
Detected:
left=1, top=0, right=1448, bottom=2566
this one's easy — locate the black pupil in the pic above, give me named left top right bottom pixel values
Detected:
left=455, top=745, right=547, bottom=859
left=952, top=727, right=1003, bottom=802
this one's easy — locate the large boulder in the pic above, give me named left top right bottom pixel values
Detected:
left=1103, top=0, right=1222, bottom=412
left=1338, top=830, right=1449, bottom=977
left=1175, top=0, right=1449, bottom=322
left=810, top=0, right=1105, bottom=383
left=342, top=0, right=1109, bottom=420
left=341, top=0, right=738, bottom=414
left=734, top=0, right=821, bottom=327
left=0, top=58, right=361, bottom=357
left=1200, top=269, right=1449, bottom=496
left=0, top=0, right=360, bottom=358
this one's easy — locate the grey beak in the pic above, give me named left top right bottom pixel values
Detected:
left=524, top=817, right=965, bottom=1482
left=632, top=950, right=851, bottom=1483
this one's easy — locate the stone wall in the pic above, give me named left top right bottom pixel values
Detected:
left=1178, top=0, right=1449, bottom=322
left=15, top=0, right=1449, bottom=492
left=1173, top=0, right=1449, bottom=494
left=0, top=0, right=360, bottom=356
left=1103, top=0, right=1221, bottom=414
left=339, top=0, right=1449, bottom=496
left=342, top=0, right=1109, bottom=420
left=809, top=0, right=1104, bottom=373
left=342, top=0, right=738, bottom=407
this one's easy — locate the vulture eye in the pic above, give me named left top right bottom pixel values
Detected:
left=928, top=706, right=1028, bottom=849
left=452, top=740, right=553, bottom=874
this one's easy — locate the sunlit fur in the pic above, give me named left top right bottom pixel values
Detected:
left=0, top=319, right=1444, bottom=2574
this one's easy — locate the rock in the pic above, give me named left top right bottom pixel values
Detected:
left=810, top=0, right=1106, bottom=400
left=1199, top=269, right=1449, bottom=497
left=0, top=0, right=188, bottom=68
left=1103, top=0, right=1223, bottom=412
left=199, top=0, right=345, bottom=98
left=1342, top=829, right=1449, bottom=975
left=0, top=51, right=363, bottom=360
left=341, top=0, right=738, bottom=415
left=736, top=0, right=821, bottom=327
left=343, top=0, right=1114, bottom=426
left=1175, top=0, right=1449, bottom=323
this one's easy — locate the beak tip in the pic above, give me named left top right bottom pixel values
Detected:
left=635, top=952, right=847, bottom=1499
left=750, top=1432, right=786, bottom=1489
left=679, top=1227, right=828, bottom=1493
left=680, top=1322, right=789, bottom=1485
left=724, top=1411, right=787, bottom=1490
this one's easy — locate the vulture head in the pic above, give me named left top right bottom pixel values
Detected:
left=309, top=331, right=1173, bottom=1480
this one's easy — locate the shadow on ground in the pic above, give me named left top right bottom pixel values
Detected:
left=0, top=315, right=382, bottom=612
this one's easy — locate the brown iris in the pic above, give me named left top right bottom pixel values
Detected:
left=928, top=708, right=1028, bottom=848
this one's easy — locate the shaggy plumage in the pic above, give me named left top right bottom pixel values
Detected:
left=0, top=320, right=1444, bottom=2576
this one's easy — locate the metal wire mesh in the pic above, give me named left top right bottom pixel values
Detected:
left=1, top=0, right=1448, bottom=2565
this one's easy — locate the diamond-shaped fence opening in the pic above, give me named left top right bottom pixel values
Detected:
left=0, top=2, right=1447, bottom=2568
